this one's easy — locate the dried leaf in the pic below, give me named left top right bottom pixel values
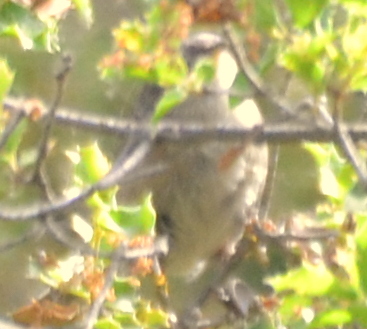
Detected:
left=13, top=299, right=80, bottom=327
left=188, top=0, right=241, bottom=23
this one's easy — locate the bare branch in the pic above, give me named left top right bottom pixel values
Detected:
left=329, top=92, right=367, bottom=189
left=44, top=216, right=95, bottom=255
left=253, top=223, right=340, bottom=242
left=335, top=123, right=367, bottom=188
left=31, top=55, right=72, bottom=183
left=0, top=224, right=46, bottom=252
left=258, top=146, right=279, bottom=221
left=222, top=24, right=294, bottom=118
left=0, top=139, right=153, bottom=221
left=82, top=239, right=168, bottom=329
left=0, top=110, right=25, bottom=151
left=84, top=243, right=122, bottom=329
left=5, top=97, right=367, bottom=144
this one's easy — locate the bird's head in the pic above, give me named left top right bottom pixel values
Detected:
left=181, top=32, right=238, bottom=91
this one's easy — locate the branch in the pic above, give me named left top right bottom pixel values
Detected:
left=0, top=224, right=45, bottom=252
left=258, top=145, right=279, bottom=221
left=335, top=123, right=367, bottom=188
left=84, top=243, right=123, bottom=329
left=0, top=110, right=25, bottom=151
left=0, top=139, right=153, bottom=221
left=31, top=55, right=72, bottom=183
left=222, top=24, right=294, bottom=118
left=4, top=97, right=367, bottom=143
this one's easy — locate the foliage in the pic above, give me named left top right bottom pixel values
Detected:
left=0, top=0, right=91, bottom=52
left=1, top=0, right=367, bottom=329
left=270, top=143, right=367, bottom=328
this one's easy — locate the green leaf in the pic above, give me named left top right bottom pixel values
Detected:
left=281, top=50, right=326, bottom=90
left=114, top=277, right=138, bottom=298
left=114, top=313, right=140, bottom=328
left=280, top=31, right=336, bottom=92
left=143, top=308, right=169, bottom=328
left=113, top=21, right=145, bottom=53
left=304, top=143, right=354, bottom=202
left=92, top=206, right=122, bottom=233
left=310, top=309, right=352, bottom=328
left=276, top=293, right=313, bottom=324
left=348, top=303, right=367, bottom=327
left=253, top=0, right=277, bottom=32
left=110, top=194, right=156, bottom=236
left=32, top=19, right=60, bottom=52
left=284, top=0, right=329, bottom=28
left=269, top=263, right=335, bottom=295
left=101, top=3, right=186, bottom=85
left=350, top=74, right=367, bottom=91
left=194, top=57, right=216, bottom=85
left=0, top=2, right=59, bottom=51
left=153, top=87, right=187, bottom=122
left=154, top=56, right=187, bottom=87
left=76, top=143, right=110, bottom=184
left=123, top=64, right=152, bottom=82
left=0, top=59, right=14, bottom=101
left=95, top=317, right=122, bottom=329
left=136, top=301, right=169, bottom=328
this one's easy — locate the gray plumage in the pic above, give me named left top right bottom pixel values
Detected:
left=117, top=32, right=268, bottom=276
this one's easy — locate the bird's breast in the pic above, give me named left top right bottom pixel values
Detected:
left=152, top=139, right=260, bottom=275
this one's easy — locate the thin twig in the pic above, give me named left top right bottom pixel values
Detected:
left=0, top=224, right=46, bottom=252
left=31, top=55, right=72, bottom=182
left=0, top=139, right=153, bottom=221
left=0, top=185, right=96, bottom=221
left=258, top=145, right=279, bottom=221
left=222, top=24, right=294, bottom=118
left=26, top=58, right=74, bottom=246
left=45, top=214, right=167, bottom=259
left=335, top=123, right=367, bottom=188
left=181, top=218, right=339, bottom=327
left=0, top=110, right=25, bottom=151
left=253, top=223, right=340, bottom=242
left=84, top=243, right=124, bottom=329
left=44, top=216, right=95, bottom=254
left=331, top=92, right=367, bottom=189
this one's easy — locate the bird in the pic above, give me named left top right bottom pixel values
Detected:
left=116, top=32, right=268, bottom=278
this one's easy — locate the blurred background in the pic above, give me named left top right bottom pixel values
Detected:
left=0, top=0, right=322, bottom=318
